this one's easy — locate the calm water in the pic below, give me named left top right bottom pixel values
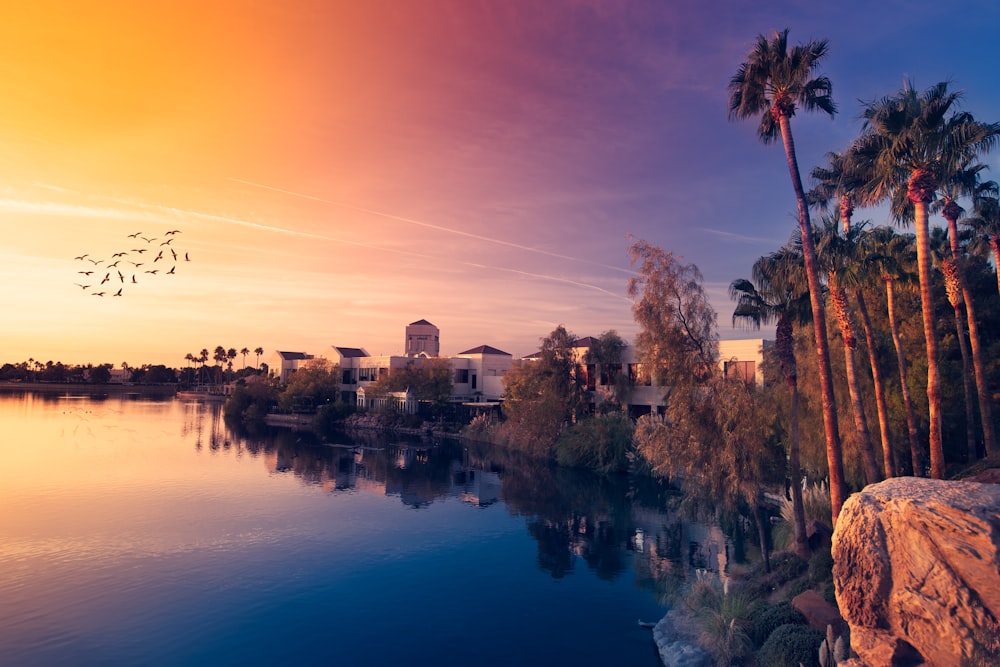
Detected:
left=0, top=391, right=744, bottom=667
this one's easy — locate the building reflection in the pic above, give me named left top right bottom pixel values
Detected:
left=200, top=404, right=753, bottom=597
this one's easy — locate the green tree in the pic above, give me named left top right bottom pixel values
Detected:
left=852, top=80, right=1000, bottom=476
left=367, top=356, right=454, bottom=409
left=501, top=325, right=587, bottom=457
left=582, top=329, right=630, bottom=411
left=278, top=358, right=341, bottom=412
left=727, top=28, right=847, bottom=521
left=967, top=192, right=1000, bottom=295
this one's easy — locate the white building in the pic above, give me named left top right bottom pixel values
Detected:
left=405, top=319, right=440, bottom=357
left=269, top=350, right=315, bottom=382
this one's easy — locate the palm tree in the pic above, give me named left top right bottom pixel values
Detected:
left=866, top=227, right=925, bottom=474
left=966, top=191, right=1000, bottom=295
left=931, top=227, right=978, bottom=462
left=213, top=346, right=227, bottom=385
left=809, top=150, right=897, bottom=479
left=240, top=347, right=250, bottom=369
left=812, top=217, right=882, bottom=485
left=936, top=166, right=995, bottom=456
left=730, top=246, right=811, bottom=558
left=254, top=347, right=264, bottom=370
left=852, top=80, right=1000, bottom=478
left=728, top=29, right=847, bottom=521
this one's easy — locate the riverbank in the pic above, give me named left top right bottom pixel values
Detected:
left=0, top=381, right=178, bottom=397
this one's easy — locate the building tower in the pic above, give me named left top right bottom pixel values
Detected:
left=405, top=319, right=439, bottom=357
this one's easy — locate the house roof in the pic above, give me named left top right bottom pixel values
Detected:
left=573, top=336, right=597, bottom=348
left=408, top=319, right=436, bottom=327
left=334, top=346, right=369, bottom=358
left=276, top=351, right=312, bottom=360
left=458, top=344, right=511, bottom=356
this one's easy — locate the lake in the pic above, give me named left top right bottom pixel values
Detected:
left=0, top=390, right=746, bottom=666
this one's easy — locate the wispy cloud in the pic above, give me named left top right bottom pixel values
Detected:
left=700, top=227, right=785, bottom=245
left=229, top=177, right=636, bottom=274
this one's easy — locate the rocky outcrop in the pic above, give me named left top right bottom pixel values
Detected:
left=652, top=610, right=711, bottom=667
left=831, top=477, right=1000, bottom=666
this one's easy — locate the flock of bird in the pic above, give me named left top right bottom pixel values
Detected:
left=73, top=229, right=191, bottom=297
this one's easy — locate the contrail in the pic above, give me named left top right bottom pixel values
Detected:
left=229, top=177, right=636, bottom=275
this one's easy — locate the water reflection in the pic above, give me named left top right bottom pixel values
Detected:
left=199, top=402, right=753, bottom=597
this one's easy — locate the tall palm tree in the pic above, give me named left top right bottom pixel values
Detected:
left=936, top=166, right=995, bottom=456
left=809, top=151, right=896, bottom=479
left=728, top=29, right=847, bottom=521
left=931, top=227, right=977, bottom=461
left=730, top=246, right=811, bottom=558
left=966, top=191, right=1000, bottom=295
left=812, top=217, right=882, bottom=485
left=865, top=227, right=924, bottom=475
left=240, top=347, right=250, bottom=369
left=852, top=80, right=1000, bottom=478
left=254, top=347, right=264, bottom=370
left=213, top=346, right=227, bottom=385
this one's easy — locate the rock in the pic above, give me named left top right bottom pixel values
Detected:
left=832, top=477, right=1000, bottom=666
left=791, top=589, right=844, bottom=634
left=652, top=611, right=712, bottom=667
left=807, top=519, right=834, bottom=551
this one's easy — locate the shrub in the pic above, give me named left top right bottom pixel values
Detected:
left=554, top=413, right=634, bottom=473
left=751, top=601, right=806, bottom=647
left=756, top=623, right=824, bottom=667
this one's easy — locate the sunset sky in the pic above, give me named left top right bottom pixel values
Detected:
left=2, top=1, right=999, bottom=367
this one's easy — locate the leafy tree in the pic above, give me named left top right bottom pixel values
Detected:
left=90, top=364, right=112, bottom=384
left=582, top=329, right=630, bottom=411
left=367, top=356, right=454, bottom=409
left=501, top=325, right=587, bottom=457
left=853, top=80, right=1000, bottom=474
left=626, top=239, right=718, bottom=390
left=278, top=358, right=341, bottom=412
left=728, top=28, right=848, bottom=521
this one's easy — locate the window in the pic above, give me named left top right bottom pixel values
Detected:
left=628, top=364, right=651, bottom=386
left=454, top=369, right=469, bottom=384
left=600, top=363, right=622, bottom=386
left=725, top=360, right=755, bottom=385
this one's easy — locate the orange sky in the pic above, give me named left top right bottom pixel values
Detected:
left=2, top=1, right=997, bottom=367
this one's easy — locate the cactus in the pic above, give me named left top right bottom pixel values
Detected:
left=818, top=624, right=850, bottom=666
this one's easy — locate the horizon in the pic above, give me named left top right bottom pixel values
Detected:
left=3, top=1, right=998, bottom=367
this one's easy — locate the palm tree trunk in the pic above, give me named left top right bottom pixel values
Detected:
left=946, top=217, right=996, bottom=456
left=952, top=300, right=978, bottom=462
left=831, top=284, right=881, bottom=485
left=885, top=278, right=923, bottom=475
left=855, top=288, right=896, bottom=477
left=991, top=237, right=1000, bottom=296
left=913, top=200, right=945, bottom=479
left=777, top=316, right=809, bottom=558
left=779, top=115, right=848, bottom=522
left=753, top=500, right=771, bottom=574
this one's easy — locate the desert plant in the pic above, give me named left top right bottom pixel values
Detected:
left=751, top=601, right=807, bottom=647
left=757, top=623, right=825, bottom=667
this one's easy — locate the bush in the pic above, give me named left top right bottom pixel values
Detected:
left=756, top=623, right=824, bottom=667
left=751, top=601, right=807, bottom=647
left=554, top=413, right=634, bottom=473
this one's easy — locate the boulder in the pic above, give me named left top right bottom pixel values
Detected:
left=652, top=610, right=712, bottom=667
left=831, top=477, right=1000, bottom=666
left=791, top=589, right=844, bottom=634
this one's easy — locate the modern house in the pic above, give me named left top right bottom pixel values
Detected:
left=269, top=350, right=315, bottom=382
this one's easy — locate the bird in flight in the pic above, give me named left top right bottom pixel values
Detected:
left=167, top=265, right=176, bottom=275
left=127, top=231, right=142, bottom=238
left=184, top=252, right=191, bottom=261
left=91, top=291, right=105, bottom=297
left=111, top=252, right=128, bottom=258
left=88, top=258, right=103, bottom=265
left=170, top=248, right=177, bottom=260
left=117, top=270, right=124, bottom=283
left=131, top=248, right=147, bottom=254
left=140, top=236, right=157, bottom=243
left=154, top=250, right=164, bottom=262
left=100, top=273, right=110, bottom=285
left=74, top=254, right=88, bottom=261
left=160, top=238, right=173, bottom=246
left=165, top=230, right=181, bottom=235
left=113, top=288, right=123, bottom=296
left=75, top=283, right=91, bottom=290
left=145, top=269, right=159, bottom=275
left=131, top=274, right=137, bottom=283
left=78, top=270, right=93, bottom=275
